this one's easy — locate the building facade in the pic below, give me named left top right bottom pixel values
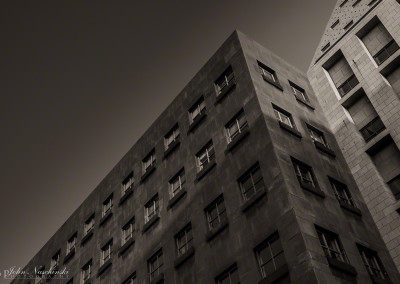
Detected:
left=12, top=3, right=400, bottom=284
left=308, top=0, right=400, bottom=271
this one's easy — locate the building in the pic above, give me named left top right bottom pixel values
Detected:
left=12, top=2, right=400, bottom=284
left=308, top=0, right=400, bottom=271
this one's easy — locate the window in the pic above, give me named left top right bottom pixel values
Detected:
left=292, top=159, right=316, bottom=187
left=50, top=251, right=60, bottom=270
left=340, top=0, right=348, bottom=7
left=100, top=240, right=112, bottom=266
left=175, top=223, right=193, bottom=257
left=352, top=0, right=361, bottom=7
left=388, top=175, right=400, bottom=200
left=255, top=234, right=286, bottom=279
left=81, top=261, right=92, bottom=284
left=316, top=227, right=348, bottom=263
left=290, top=82, right=309, bottom=102
left=329, top=178, right=356, bottom=207
left=321, top=42, right=331, bottom=52
left=238, top=164, right=265, bottom=201
left=273, top=106, right=295, bottom=129
left=337, top=74, right=359, bottom=97
left=144, top=194, right=160, bottom=223
left=142, top=150, right=156, bottom=173
left=169, top=169, right=185, bottom=198
left=164, top=124, right=180, bottom=150
left=215, top=264, right=240, bottom=284
left=122, top=218, right=134, bottom=245
left=35, top=266, right=44, bottom=284
left=258, top=61, right=280, bottom=85
left=102, top=195, right=113, bottom=217
left=344, top=20, right=353, bottom=30
left=307, top=126, right=328, bottom=147
left=84, top=215, right=95, bottom=236
left=148, top=250, right=163, bottom=282
left=67, top=234, right=77, bottom=254
left=331, top=19, right=339, bottom=29
left=360, top=116, right=386, bottom=142
left=189, top=96, right=206, bottom=124
left=225, top=110, right=248, bottom=143
left=358, top=245, right=390, bottom=280
left=206, top=195, right=227, bottom=230
left=122, top=172, right=134, bottom=196
left=123, top=273, right=137, bottom=284
left=196, top=141, right=215, bottom=172
left=215, top=66, right=235, bottom=96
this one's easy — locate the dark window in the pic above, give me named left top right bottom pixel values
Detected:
left=225, top=110, right=248, bottom=143
left=189, top=96, right=206, bottom=124
left=67, top=233, right=77, bottom=254
left=81, top=260, right=92, bottom=283
left=322, top=42, right=331, bottom=52
left=148, top=250, right=163, bottom=282
left=50, top=251, right=60, bottom=271
left=358, top=245, right=390, bottom=280
left=255, top=233, right=286, bottom=279
left=122, top=218, right=134, bottom=245
left=196, top=141, right=215, bottom=172
left=340, top=0, right=348, bottom=7
left=102, top=195, right=113, bottom=217
left=331, top=19, right=339, bottom=29
left=142, top=149, right=156, bottom=174
left=206, top=195, right=227, bottom=230
left=316, top=227, right=348, bottom=263
left=122, top=172, right=134, bottom=196
left=215, top=66, right=235, bottom=96
left=337, top=74, right=359, bottom=97
left=352, top=0, right=361, bottom=7
left=123, top=273, right=136, bottom=284
left=292, top=159, right=316, bottom=187
left=360, top=116, right=385, bottom=142
left=388, top=174, right=400, bottom=200
left=175, top=223, right=193, bottom=257
left=215, top=264, right=240, bottom=284
left=344, top=20, right=354, bottom=30
left=289, top=82, right=309, bottom=102
left=307, top=125, right=328, bottom=147
left=374, top=40, right=399, bottom=65
left=84, top=214, right=95, bottom=236
left=238, top=164, right=265, bottom=201
left=258, top=61, right=280, bottom=85
left=144, top=194, right=160, bottom=223
left=169, top=169, right=186, bottom=198
left=164, top=124, right=180, bottom=150
left=329, top=178, right=356, bottom=207
left=273, top=105, right=296, bottom=129
left=100, top=240, right=112, bottom=266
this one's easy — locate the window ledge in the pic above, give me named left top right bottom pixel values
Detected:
left=149, top=273, right=164, bottom=284
left=163, top=139, right=180, bottom=160
left=241, top=188, right=267, bottom=212
left=262, top=74, right=283, bottom=91
left=99, top=211, right=113, bottom=227
left=118, top=237, right=135, bottom=256
left=205, top=221, right=229, bottom=242
left=295, top=95, right=315, bottom=110
left=338, top=200, right=362, bottom=216
left=371, top=275, right=393, bottom=284
left=174, top=247, right=195, bottom=268
left=81, top=230, right=93, bottom=246
left=63, top=249, right=75, bottom=264
left=196, top=160, right=216, bottom=181
left=314, top=141, right=336, bottom=158
left=327, top=257, right=357, bottom=276
left=225, top=128, right=250, bottom=154
left=167, top=189, right=187, bottom=210
left=142, top=215, right=160, bottom=234
left=215, top=81, right=236, bottom=105
left=119, top=188, right=133, bottom=206
left=97, top=259, right=112, bottom=276
left=299, top=180, right=325, bottom=198
left=258, top=264, right=289, bottom=284
left=140, top=164, right=156, bottom=183
left=187, top=112, right=207, bottom=134
left=278, top=121, right=302, bottom=138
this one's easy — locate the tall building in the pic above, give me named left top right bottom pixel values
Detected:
left=12, top=2, right=400, bottom=284
left=308, top=0, right=400, bottom=271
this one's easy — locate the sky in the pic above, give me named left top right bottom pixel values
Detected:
left=0, top=0, right=336, bottom=282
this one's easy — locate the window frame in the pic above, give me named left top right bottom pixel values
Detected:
left=50, top=251, right=60, bottom=270
left=144, top=194, right=160, bottom=223
left=196, top=141, right=215, bottom=172
left=83, top=215, right=95, bottom=236
left=289, top=81, right=309, bottom=102
left=258, top=61, right=279, bottom=84
left=273, top=105, right=295, bottom=129
left=164, top=124, right=180, bottom=150
left=205, top=195, right=227, bottom=230
left=67, top=234, right=77, bottom=254
left=121, top=172, right=134, bottom=196
left=142, top=150, right=156, bottom=174
left=102, top=195, right=113, bottom=217
left=122, top=218, right=135, bottom=245
left=255, top=233, right=286, bottom=279
left=100, top=240, right=112, bottom=266
left=292, top=159, right=316, bottom=187
left=316, top=226, right=348, bottom=263
left=81, top=260, right=92, bottom=284
left=175, top=223, right=193, bottom=257
left=148, top=249, right=164, bottom=282
left=215, top=66, right=235, bottom=96
left=238, top=163, right=265, bottom=201
left=215, top=264, right=240, bottom=284
left=329, top=178, right=356, bottom=207
left=225, top=110, right=248, bottom=144
left=169, top=168, right=186, bottom=199
left=188, top=96, right=206, bottom=124
left=357, top=245, right=389, bottom=280
left=307, top=125, right=328, bottom=147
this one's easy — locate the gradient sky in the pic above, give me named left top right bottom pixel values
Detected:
left=0, top=0, right=336, bottom=282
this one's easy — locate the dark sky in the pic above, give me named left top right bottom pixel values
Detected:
left=0, top=0, right=335, bottom=281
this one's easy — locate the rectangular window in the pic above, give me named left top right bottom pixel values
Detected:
left=337, top=74, right=359, bottom=97
left=102, top=195, right=113, bottom=217
left=292, top=159, right=316, bottom=187
left=238, top=164, right=265, bottom=201
left=258, top=61, right=279, bottom=84
left=290, top=82, right=309, bottom=102
left=122, top=218, right=134, bottom=245
left=215, top=264, right=240, bottom=284
left=307, top=125, right=328, bottom=147
left=67, top=234, right=77, bottom=254
left=148, top=250, right=163, bottom=282
left=144, top=194, right=160, bottom=223
left=142, top=150, right=156, bottom=173
left=273, top=106, right=295, bottom=128
left=316, top=227, right=348, bottom=263
left=169, top=169, right=186, bottom=198
left=84, top=215, right=95, bottom=236
left=50, top=251, right=60, bottom=270
left=81, top=260, right=92, bottom=284
left=331, top=19, right=339, bottom=29
left=344, top=20, right=353, bottom=30
left=123, top=273, right=136, bottom=284
left=215, top=66, right=235, bottom=96
left=100, top=240, right=112, bottom=266
left=329, top=178, right=356, bottom=207
left=122, top=172, right=134, bottom=196
left=175, top=223, right=193, bottom=257
left=35, top=266, right=44, bottom=284
left=206, top=195, right=227, bottom=230
left=352, top=0, right=361, bottom=7
left=255, top=233, right=286, bottom=279
left=164, top=124, right=180, bottom=150
left=340, top=0, right=348, bottom=7
left=225, top=110, right=248, bottom=143
left=196, top=141, right=215, bottom=172
left=360, top=116, right=386, bottom=142
left=358, top=245, right=389, bottom=280
left=388, top=175, right=400, bottom=200
left=189, top=97, right=206, bottom=124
